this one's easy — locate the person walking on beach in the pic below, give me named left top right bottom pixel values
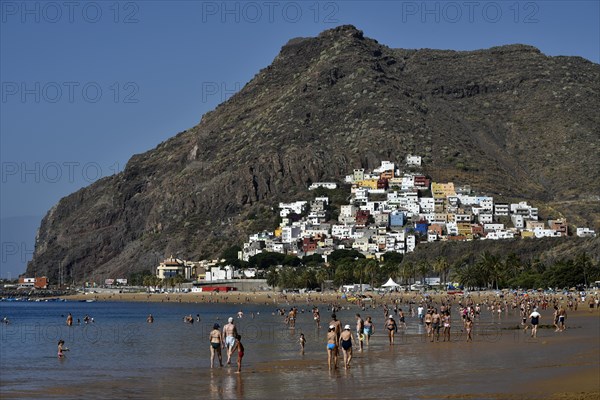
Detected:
left=340, top=325, right=353, bottom=369
left=442, top=311, right=451, bottom=342
left=363, top=316, right=374, bottom=346
left=355, top=314, right=364, bottom=351
left=529, top=308, right=541, bottom=338
left=385, top=315, right=397, bottom=345
left=431, top=309, right=441, bottom=342
left=465, top=317, right=473, bottom=342
left=329, top=314, right=342, bottom=342
left=210, top=323, right=223, bottom=368
left=326, top=325, right=338, bottom=370
left=558, top=306, right=567, bottom=332
left=223, top=317, right=238, bottom=365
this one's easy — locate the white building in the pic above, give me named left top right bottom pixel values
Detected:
left=332, top=225, right=354, bottom=239
left=484, top=223, right=505, bottom=232
left=576, top=227, right=596, bottom=237
left=419, top=197, right=435, bottom=213
left=406, top=155, right=422, bottom=166
left=281, top=226, right=301, bottom=243
left=309, top=182, right=337, bottom=190
left=533, top=228, right=562, bottom=238
left=478, top=214, right=494, bottom=224
left=406, top=235, right=416, bottom=252
left=494, top=203, right=509, bottom=216
left=511, top=215, right=525, bottom=229
left=279, top=201, right=307, bottom=215
left=485, top=230, right=515, bottom=240
left=374, top=161, right=395, bottom=173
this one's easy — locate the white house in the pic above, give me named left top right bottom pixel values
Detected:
left=478, top=214, right=494, bottom=224
left=406, top=155, right=422, bottom=166
left=406, top=235, right=417, bottom=252
left=494, top=203, right=509, bottom=216
left=279, top=201, right=307, bottom=215
left=419, top=197, right=435, bottom=213
left=576, top=227, right=597, bottom=237
left=374, top=161, right=395, bottom=173
left=485, top=230, right=515, bottom=240
left=281, top=226, right=301, bottom=243
left=484, top=223, right=505, bottom=232
left=309, top=182, right=337, bottom=190
left=353, top=169, right=365, bottom=182
left=332, top=225, right=354, bottom=239
left=511, top=215, right=525, bottom=229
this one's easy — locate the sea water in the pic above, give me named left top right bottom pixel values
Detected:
left=0, top=300, right=597, bottom=399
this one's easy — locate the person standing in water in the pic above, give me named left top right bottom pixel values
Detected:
left=363, top=316, right=374, bottom=346
left=210, top=323, right=223, bottom=368
left=355, top=314, right=364, bottom=352
left=299, top=333, right=306, bottom=353
left=234, top=334, right=244, bottom=373
left=326, top=325, right=338, bottom=370
left=66, top=313, right=73, bottom=327
left=222, top=317, right=238, bottom=365
left=529, top=308, right=541, bottom=338
left=339, top=325, right=354, bottom=369
left=385, top=315, right=397, bottom=345
left=146, top=314, right=154, bottom=323
left=57, top=339, right=69, bottom=358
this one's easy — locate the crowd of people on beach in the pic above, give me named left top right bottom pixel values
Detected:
left=271, top=290, right=598, bottom=370
left=49, top=289, right=597, bottom=370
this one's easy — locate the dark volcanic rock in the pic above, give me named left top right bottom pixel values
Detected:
left=27, top=25, right=600, bottom=282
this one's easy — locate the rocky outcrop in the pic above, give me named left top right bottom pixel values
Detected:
left=27, top=25, right=600, bottom=282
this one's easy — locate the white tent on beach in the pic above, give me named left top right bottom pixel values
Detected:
left=382, top=277, right=400, bottom=288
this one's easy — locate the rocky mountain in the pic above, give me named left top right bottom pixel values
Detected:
left=27, top=25, right=600, bottom=282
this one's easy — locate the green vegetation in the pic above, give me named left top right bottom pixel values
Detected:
left=256, top=249, right=599, bottom=291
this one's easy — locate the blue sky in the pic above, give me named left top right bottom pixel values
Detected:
left=1, top=0, right=599, bottom=278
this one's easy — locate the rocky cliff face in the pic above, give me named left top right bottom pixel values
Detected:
left=27, top=25, right=600, bottom=282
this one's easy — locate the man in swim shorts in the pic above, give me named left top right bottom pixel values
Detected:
left=222, top=317, right=238, bottom=365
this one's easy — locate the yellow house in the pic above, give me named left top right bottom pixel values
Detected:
left=431, top=182, right=456, bottom=199
left=457, top=223, right=472, bottom=236
left=274, top=226, right=283, bottom=238
left=357, top=179, right=378, bottom=189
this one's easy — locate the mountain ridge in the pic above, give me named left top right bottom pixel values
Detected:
left=26, top=25, right=600, bottom=282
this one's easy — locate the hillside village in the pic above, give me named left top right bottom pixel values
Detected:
left=240, top=156, right=596, bottom=264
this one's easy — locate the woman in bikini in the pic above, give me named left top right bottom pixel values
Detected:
left=385, top=315, right=397, bottom=345
left=209, top=323, right=223, bottom=368
left=339, top=325, right=353, bottom=369
left=326, top=325, right=338, bottom=370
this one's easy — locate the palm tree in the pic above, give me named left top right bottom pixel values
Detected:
left=364, top=259, right=379, bottom=289
left=401, top=262, right=415, bottom=285
left=433, top=256, right=450, bottom=286
left=316, top=269, right=329, bottom=292
left=479, top=252, right=503, bottom=289
left=417, top=260, right=431, bottom=286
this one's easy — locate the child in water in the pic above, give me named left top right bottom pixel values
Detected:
left=57, top=339, right=69, bottom=358
left=299, top=333, right=306, bottom=353
left=234, top=334, right=244, bottom=373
